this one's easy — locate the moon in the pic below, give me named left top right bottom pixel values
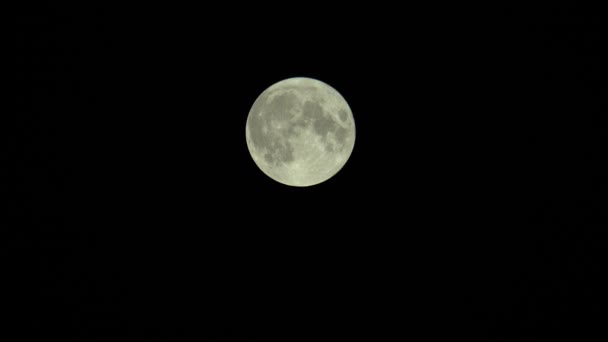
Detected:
left=246, top=77, right=356, bottom=187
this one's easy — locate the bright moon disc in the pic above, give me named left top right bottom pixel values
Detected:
left=246, top=77, right=356, bottom=187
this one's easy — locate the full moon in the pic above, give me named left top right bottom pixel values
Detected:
left=246, top=77, right=356, bottom=187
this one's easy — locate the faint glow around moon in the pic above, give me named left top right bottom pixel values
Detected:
left=245, top=77, right=356, bottom=187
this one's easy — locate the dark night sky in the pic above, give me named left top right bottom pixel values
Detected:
left=9, top=4, right=605, bottom=341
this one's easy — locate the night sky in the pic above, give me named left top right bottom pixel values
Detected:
left=10, top=4, right=605, bottom=341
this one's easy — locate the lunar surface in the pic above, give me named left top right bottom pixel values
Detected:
left=246, top=77, right=356, bottom=187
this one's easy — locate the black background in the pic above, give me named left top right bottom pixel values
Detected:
left=9, top=3, right=606, bottom=341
